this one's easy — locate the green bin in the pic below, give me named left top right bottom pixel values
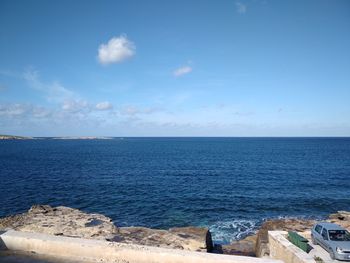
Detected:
left=288, top=231, right=311, bottom=253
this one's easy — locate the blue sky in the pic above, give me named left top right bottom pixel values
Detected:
left=0, top=0, right=349, bottom=136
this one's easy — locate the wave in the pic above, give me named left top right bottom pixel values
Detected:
left=208, top=219, right=260, bottom=244
left=208, top=214, right=328, bottom=244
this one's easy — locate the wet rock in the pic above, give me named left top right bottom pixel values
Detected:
left=115, top=226, right=213, bottom=252
left=0, top=205, right=118, bottom=240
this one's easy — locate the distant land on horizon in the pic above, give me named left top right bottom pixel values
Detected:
left=1, top=134, right=349, bottom=140
left=0, top=135, right=112, bottom=140
left=0, top=134, right=33, bottom=140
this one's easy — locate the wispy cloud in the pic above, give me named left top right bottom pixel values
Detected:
left=62, top=99, right=89, bottom=113
left=0, top=103, right=52, bottom=119
left=120, top=105, right=161, bottom=116
left=235, top=2, right=247, bottom=14
left=98, top=35, right=135, bottom=65
left=173, top=65, right=192, bottom=77
left=95, top=101, right=113, bottom=111
left=22, top=69, right=113, bottom=114
left=0, top=69, right=116, bottom=128
left=23, top=69, right=74, bottom=102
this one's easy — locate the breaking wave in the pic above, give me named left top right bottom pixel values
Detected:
left=208, top=219, right=260, bottom=244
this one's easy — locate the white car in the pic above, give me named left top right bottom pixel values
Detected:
left=311, top=222, right=350, bottom=260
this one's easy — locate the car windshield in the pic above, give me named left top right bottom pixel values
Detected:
left=328, top=230, right=350, bottom=241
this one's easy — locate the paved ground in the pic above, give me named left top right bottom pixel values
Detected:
left=306, top=238, right=338, bottom=263
left=0, top=250, right=94, bottom=263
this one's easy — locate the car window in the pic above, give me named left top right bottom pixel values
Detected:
left=315, top=225, right=322, bottom=234
left=322, top=228, right=328, bottom=240
left=328, top=230, right=350, bottom=241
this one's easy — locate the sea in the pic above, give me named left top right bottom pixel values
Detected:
left=0, top=137, right=349, bottom=244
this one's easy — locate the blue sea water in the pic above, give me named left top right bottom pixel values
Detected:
left=0, top=137, right=350, bottom=244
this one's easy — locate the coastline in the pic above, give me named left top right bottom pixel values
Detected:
left=1, top=205, right=349, bottom=257
left=0, top=135, right=33, bottom=140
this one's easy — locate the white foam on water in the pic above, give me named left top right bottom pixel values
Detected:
left=208, top=219, right=260, bottom=244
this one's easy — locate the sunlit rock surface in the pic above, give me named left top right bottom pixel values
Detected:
left=0, top=205, right=213, bottom=252
left=0, top=205, right=117, bottom=240
left=116, top=226, right=212, bottom=252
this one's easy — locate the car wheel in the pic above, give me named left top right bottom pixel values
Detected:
left=311, top=236, right=317, bottom=245
left=330, top=250, right=335, bottom=260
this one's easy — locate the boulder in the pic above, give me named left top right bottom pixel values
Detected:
left=221, top=235, right=257, bottom=256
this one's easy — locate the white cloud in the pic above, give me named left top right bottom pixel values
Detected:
left=95, top=101, right=113, bottom=111
left=21, top=69, right=115, bottom=115
left=62, top=99, right=89, bottom=113
left=173, top=66, right=192, bottom=77
left=235, top=2, right=247, bottom=14
left=0, top=103, right=28, bottom=116
left=121, top=105, right=139, bottom=116
left=0, top=103, right=52, bottom=118
left=98, top=35, right=135, bottom=65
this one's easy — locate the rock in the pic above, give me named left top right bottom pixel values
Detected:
left=0, top=205, right=213, bottom=252
left=0, top=205, right=118, bottom=240
left=328, top=211, right=350, bottom=229
left=169, top=227, right=213, bottom=252
left=221, top=235, right=257, bottom=256
left=115, top=226, right=213, bottom=252
left=28, top=205, right=54, bottom=214
left=3, top=205, right=348, bottom=256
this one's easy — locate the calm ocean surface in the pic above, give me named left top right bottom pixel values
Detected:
left=1, top=137, right=350, bottom=244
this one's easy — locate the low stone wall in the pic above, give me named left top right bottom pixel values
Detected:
left=0, top=230, right=283, bottom=263
left=268, top=231, right=314, bottom=263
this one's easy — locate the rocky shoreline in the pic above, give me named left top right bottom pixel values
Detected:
left=1, top=205, right=349, bottom=257
left=0, top=205, right=212, bottom=252
left=219, top=211, right=350, bottom=257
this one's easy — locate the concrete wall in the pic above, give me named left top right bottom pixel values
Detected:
left=268, top=231, right=314, bottom=263
left=0, top=230, right=284, bottom=263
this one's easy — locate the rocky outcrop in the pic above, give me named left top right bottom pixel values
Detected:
left=0, top=205, right=213, bottom=252
left=0, top=205, right=118, bottom=240
left=221, top=235, right=257, bottom=256
left=328, top=211, right=350, bottom=229
left=115, top=226, right=212, bottom=252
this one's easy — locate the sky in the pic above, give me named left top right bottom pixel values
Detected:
left=0, top=0, right=349, bottom=136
